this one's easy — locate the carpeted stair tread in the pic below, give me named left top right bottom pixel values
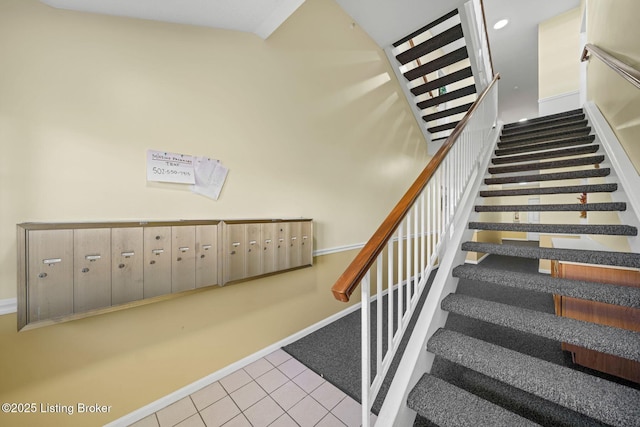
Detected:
left=500, top=126, right=591, bottom=147
left=480, top=183, right=617, bottom=197
left=468, top=222, right=637, bottom=236
left=500, top=119, right=588, bottom=139
left=503, top=109, right=583, bottom=131
left=491, top=145, right=600, bottom=165
left=487, top=155, right=604, bottom=174
left=475, top=202, right=625, bottom=212
left=495, top=135, right=595, bottom=157
left=484, top=168, right=610, bottom=185
left=460, top=241, right=640, bottom=268
left=452, top=264, right=640, bottom=308
left=497, top=134, right=595, bottom=151
left=407, top=374, right=539, bottom=427
left=441, top=293, right=640, bottom=361
left=427, top=329, right=640, bottom=427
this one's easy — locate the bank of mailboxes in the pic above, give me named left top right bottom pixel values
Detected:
left=17, top=219, right=312, bottom=330
left=222, top=220, right=313, bottom=283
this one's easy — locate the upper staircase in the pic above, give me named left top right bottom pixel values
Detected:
left=388, top=9, right=479, bottom=147
left=406, top=109, right=640, bottom=426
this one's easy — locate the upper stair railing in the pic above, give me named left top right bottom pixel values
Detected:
left=330, top=72, right=499, bottom=426
left=581, top=43, right=640, bottom=89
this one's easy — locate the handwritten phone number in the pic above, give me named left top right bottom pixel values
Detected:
left=151, top=167, right=192, bottom=177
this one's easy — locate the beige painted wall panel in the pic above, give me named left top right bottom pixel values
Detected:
left=586, top=0, right=640, bottom=173
left=538, top=8, right=581, bottom=99
left=0, top=0, right=429, bottom=300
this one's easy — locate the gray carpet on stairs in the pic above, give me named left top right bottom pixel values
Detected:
left=487, top=155, right=604, bottom=174
left=483, top=167, right=610, bottom=185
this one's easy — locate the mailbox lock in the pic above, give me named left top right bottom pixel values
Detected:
left=38, top=273, right=48, bottom=279
left=155, top=235, right=161, bottom=240
left=201, top=255, right=206, bottom=259
left=150, top=260, right=156, bottom=265
left=230, top=250, right=236, bottom=255
left=118, top=263, right=125, bottom=269
left=177, top=257, right=182, bottom=262
left=81, top=268, right=90, bottom=273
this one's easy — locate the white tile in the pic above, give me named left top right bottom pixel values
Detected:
left=175, top=413, right=206, bottom=427
left=230, top=381, right=267, bottom=411
left=156, top=397, right=197, bottom=427
left=288, top=395, right=329, bottom=427
left=268, top=413, right=299, bottom=427
left=219, top=369, right=253, bottom=394
left=270, top=380, right=306, bottom=411
left=255, top=367, right=289, bottom=393
left=242, top=396, right=284, bottom=427
left=315, top=413, right=347, bottom=427
left=310, top=381, right=347, bottom=411
left=191, top=381, right=227, bottom=411
left=292, top=368, right=325, bottom=393
left=264, top=349, right=292, bottom=367
left=331, top=396, right=362, bottom=427
left=221, top=414, right=251, bottom=427
left=199, top=396, right=240, bottom=427
left=277, top=357, right=307, bottom=379
left=244, top=357, right=275, bottom=379
left=129, top=414, right=159, bottom=427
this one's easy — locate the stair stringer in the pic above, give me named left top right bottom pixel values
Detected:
left=375, top=125, right=500, bottom=426
left=585, top=101, right=640, bottom=252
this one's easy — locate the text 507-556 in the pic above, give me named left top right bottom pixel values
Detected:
left=152, top=167, right=192, bottom=176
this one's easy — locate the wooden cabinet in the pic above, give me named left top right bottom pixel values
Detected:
left=17, top=218, right=311, bottom=330
left=552, top=260, right=640, bottom=383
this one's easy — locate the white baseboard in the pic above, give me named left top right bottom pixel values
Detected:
left=538, top=90, right=580, bottom=116
left=538, top=268, right=551, bottom=275
left=0, top=298, right=17, bottom=315
left=105, top=301, right=363, bottom=427
left=313, top=243, right=364, bottom=257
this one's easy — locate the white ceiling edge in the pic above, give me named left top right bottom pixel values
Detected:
left=39, top=0, right=306, bottom=39
left=254, top=0, right=305, bottom=39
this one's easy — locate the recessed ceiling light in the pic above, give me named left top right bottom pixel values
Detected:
left=493, top=19, right=509, bottom=30
left=519, top=118, right=528, bottom=122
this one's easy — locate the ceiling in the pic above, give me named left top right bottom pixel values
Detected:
left=40, top=0, right=581, bottom=123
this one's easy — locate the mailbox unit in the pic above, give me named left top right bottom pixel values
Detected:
left=17, top=218, right=312, bottom=331
left=222, top=219, right=313, bottom=284
left=17, top=220, right=221, bottom=331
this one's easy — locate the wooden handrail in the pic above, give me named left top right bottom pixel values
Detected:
left=479, top=0, right=495, bottom=77
left=331, top=73, right=500, bottom=302
left=582, top=43, right=640, bottom=90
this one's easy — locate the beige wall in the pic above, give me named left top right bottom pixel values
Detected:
left=538, top=7, right=582, bottom=99
left=0, top=0, right=429, bottom=425
left=586, top=0, right=640, bottom=173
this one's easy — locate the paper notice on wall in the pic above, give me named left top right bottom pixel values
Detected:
left=146, top=150, right=196, bottom=184
left=191, top=157, right=229, bottom=200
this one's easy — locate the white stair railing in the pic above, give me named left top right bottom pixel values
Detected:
left=331, top=74, right=500, bottom=427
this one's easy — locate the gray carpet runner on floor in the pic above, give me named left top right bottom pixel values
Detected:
left=409, top=108, right=640, bottom=427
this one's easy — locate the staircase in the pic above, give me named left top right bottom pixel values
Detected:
left=389, top=9, right=478, bottom=146
left=406, top=109, right=640, bottom=426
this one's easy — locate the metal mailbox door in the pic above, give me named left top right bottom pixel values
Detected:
left=172, top=226, right=196, bottom=293
left=74, top=228, right=112, bottom=313
left=276, top=222, right=290, bottom=271
left=27, top=229, right=74, bottom=322
left=245, top=223, right=263, bottom=278
left=195, top=224, right=218, bottom=288
left=224, top=223, right=246, bottom=283
left=112, top=227, right=144, bottom=305
left=288, top=221, right=302, bottom=269
left=261, top=223, right=277, bottom=275
left=301, top=221, right=313, bottom=266
left=143, top=226, right=172, bottom=298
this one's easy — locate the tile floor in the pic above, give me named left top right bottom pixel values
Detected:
left=129, top=349, right=377, bottom=427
